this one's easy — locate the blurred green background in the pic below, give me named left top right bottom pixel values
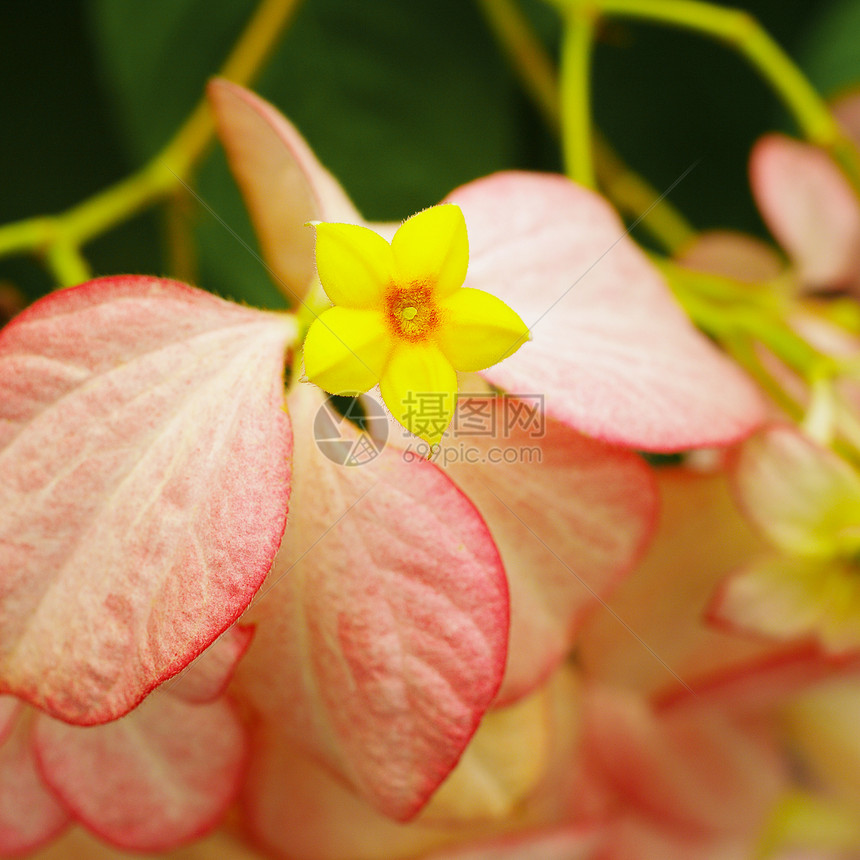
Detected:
left=0, top=0, right=858, bottom=310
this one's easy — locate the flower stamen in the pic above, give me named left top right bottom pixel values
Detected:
left=386, top=284, right=439, bottom=342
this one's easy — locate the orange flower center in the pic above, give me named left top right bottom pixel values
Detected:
left=385, top=283, right=439, bottom=343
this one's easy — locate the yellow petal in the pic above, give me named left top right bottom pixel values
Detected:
left=435, top=288, right=529, bottom=372
left=786, top=680, right=860, bottom=807
left=379, top=342, right=457, bottom=445
left=313, top=223, right=392, bottom=308
left=391, top=204, right=468, bottom=299
left=715, top=554, right=860, bottom=652
left=303, top=307, right=392, bottom=394
left=736, top=428, right=860, bottom=559
left=422, top=680, right=551, bottom=823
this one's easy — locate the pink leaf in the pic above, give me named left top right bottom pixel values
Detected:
left=656, top=644, right=860, bottom=716
left=418, top=676, right=553, bottom=825
left=0, top=276, right=294, bottom=724
left=583, top=685, right=786, bottom=837
left=27, top=827, right=266, bottom=860
left=447, top=172, right=765, bottom=451
left=208, top=79, right=361, bottom=305
left=442, top=400, right=657, bottom=703
left=0, top=696, right=20, bottom=746
left=834, top=89, right=860, bottom=148
left=235, top=386, right=509, bottom=820
left=164, top=625, right=255, bottom=704
left=750, top=134, right=860, bottom=289
left=676, top=230, right=785, bottom=283
left=242, top=666, right=583, bottom=860
left=420, top=826, right=602, bottom=860
left=601, top=816, right=752, bottom=860
left=578, top=468, right=775, bottom=699
left=33, top=692, right=247, bottom=852
left=243, top=729, right=455, bottom=860
left=0, top=713, right=70, bottom=856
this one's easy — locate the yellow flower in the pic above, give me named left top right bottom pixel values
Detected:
left=303, top=204, right=529, bottom=445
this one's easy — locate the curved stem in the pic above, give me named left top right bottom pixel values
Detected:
left=593, top=131, right=696, bottom=250
left=802, top=373, right=836, bottom=446
left=661, top=258, right=860, bottom=461
left=45, top=240, right=92, bottom=288
left=723, top=334, right=803, bottom=422
left=591, top=0, right=860, bottom=196
left=473, top=0, right=560, bottom=133
left=0, top=216, right=55, bottom=257
left=476, top=0, right=695, bottom=252
left=160, top=0, right=304, bottom=179
left=833, top=391, right=860, bottom=463
left=0, top=0, right=304, bottom=279
left=660, top=259, right=827, bottom=373
left=163, top=193, right=199, bottom=284
left=560, top=3, right=597, bottom=187
left=63, top=159, right=175, bottom=247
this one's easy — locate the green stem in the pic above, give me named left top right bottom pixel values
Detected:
left=589, top=0, right=860, bottom=196
left=477, top=0, right=695, bottom=252
left=159, top=0, right=304, bottom=180
left=0, top=0, right=304, bottom=281
left=664, top=260, right=860, bottom=461
left=802, top=373, right=836, bottom=445
left=723, top=334, right=803, bottom=422
left=163, top=192, right=199, bottom=284
left=45, top=240, right=92, bottom=288
left=64, top=160, right=176, bottom=247
left=559, top=3, right=597, bottom=188
left=0, top=216, right=55, bottom=257
left=661, top=259, right=827, bottom=374
left=473, top=0, right=560, bottom=133
left=833, top=391, right=860, bottom=462
left=593, top=130, right=696, bottom=251
left=658, top=258, right=781, bottom=309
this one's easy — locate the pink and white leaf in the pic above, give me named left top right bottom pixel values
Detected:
left=208, top=79, right=361, bottom=305
left=0, top=713, right=70, bottom=856
left=750, top=134, right=860, bottom=290
left=0, top=276, right=294, bottom=724
left=676, top=229, right=785, bottom=284
left=164, top=624, right=254, bottom=704
left=235, top=386, right=509, bottom=821
left=443, top=400, right=657, bottom=703
left=447, top=172, right=765, bottom=452
left=33, top=692, right=247, bottom=852
left=732, top=425, right=860, bottom=557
